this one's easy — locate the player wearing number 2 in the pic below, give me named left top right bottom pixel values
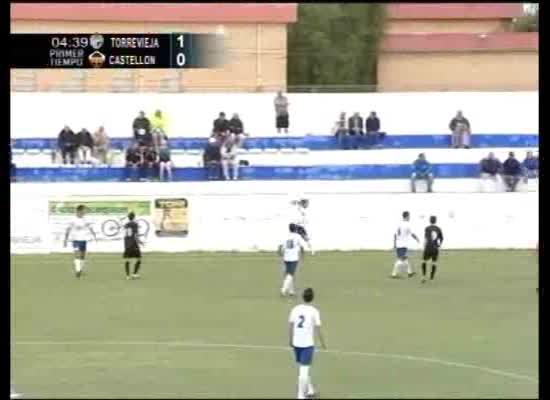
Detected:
left=289, top=288, right=326, bottom=399
left=280, top=223, right=313, bottom=297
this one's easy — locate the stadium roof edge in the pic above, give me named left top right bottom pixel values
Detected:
left=10, top=3, right=298, bottom=23
left=387, top=3, right=525, bottom=20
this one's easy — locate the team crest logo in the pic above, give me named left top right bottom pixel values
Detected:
left=88, top=51, right=106, bottom=68
left=90, top=34, right=104, bottom=50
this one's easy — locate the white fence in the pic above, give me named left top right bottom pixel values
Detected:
left=10, top=91, right=538, bottom=138
left=10, top=181, right=539, bottom=254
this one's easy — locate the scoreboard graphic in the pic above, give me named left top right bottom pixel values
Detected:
left=10, top=33, right=224, bottom=69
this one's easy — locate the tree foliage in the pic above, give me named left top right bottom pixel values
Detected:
left=287, top=4, right=386, bottom=89
left=512, top=4, right=538, bottom=32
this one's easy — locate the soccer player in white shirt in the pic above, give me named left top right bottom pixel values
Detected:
left=289, top=288, right=326, bottom=399
left=63, top=205, right=97, bottom=278
left=391, top=211, right=420, bottom=278
left=290, top=198, right=314, bottom=253
left=279, top=223, right=313, bottom=297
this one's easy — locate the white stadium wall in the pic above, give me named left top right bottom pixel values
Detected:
left=10, top=91, right=538, bottom=138
left=11, top=182, right=539, bottom=254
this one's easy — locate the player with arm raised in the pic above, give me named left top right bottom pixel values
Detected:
left=391, top=211, right=420, bottom=279
left=123, top=212, right=144, bottom=280
left=280, top=223, right=312, bottom=297
left=291, top=198, right=314, bottom=254
left=288, top=288, right=326, bottom=399
left=421, top=216, right=444, bottom=283
left=63, top=204, right=97, bottom=278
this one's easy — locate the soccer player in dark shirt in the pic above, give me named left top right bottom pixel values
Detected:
left=421, top=216, right=444, bottom=283
left=123, top=212, right=143, bottom=279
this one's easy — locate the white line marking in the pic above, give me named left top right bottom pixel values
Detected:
left=12, top=340, right=538, bottom=384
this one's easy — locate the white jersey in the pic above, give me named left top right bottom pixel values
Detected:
left=289, top=304, right=321, bottom=348
left=282, top=232, right=307, bottom=262
left=68, top=216, right=92, bottom=241
left=395, top=220, right=414, bottom=248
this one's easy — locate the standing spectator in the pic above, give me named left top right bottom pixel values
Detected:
left=125, top=142, right=142, bottom=181
left=141, top=146, right=158, bottom=181
left=133, top=111, right=152, bottom=147
left=150, top=109, right=168, bottom=151
left=76, top=128, right=94, bottom=164
left=274, top=91, right=290, bottom=134
left=158, top=140, right=173, bottom=182
left=479, top=152, right=502, bottom=190
left=411, top=153, right=434, bottom=193
left=221, top=134, right=240, bottom=180
left=58, top=125, right=77, bottom=165
left=522, top=150, right=539, bottom=183
left=203, top=137, right=222, bottom=180
left=449, top=110, right=471, bottom=149
left=212, top=112, right=230, bottom=139
left=365, top=111, right=382, bottom=148
left=502, top=152, right=522, bottom=192
left=92, top=126, right=110, bottom=165
left=229, top=113, right=244, bottom=135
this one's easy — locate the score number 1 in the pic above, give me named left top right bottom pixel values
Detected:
left=176, top=34, right=186, bottom=67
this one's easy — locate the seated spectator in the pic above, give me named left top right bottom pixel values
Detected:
left=449, top=110, right=471, bottom=149
left=58, top=125, right=77, bottom=165
left=347, top=112, right=364, bottom=136
left=203, top=137, right=222, bottom=180
left=125, top=142, right=142, bottom=181
left=212, top=112, right=230, bottom=139
left=158, top=140, right=173, bottom=182
left=332, top=112, right=350, bottom=149
left=365, top=111, right=384, bottom=148
left=150, top=109, right=168, bottom=137
left=92, top=126, right=110, bottom=164
left=522, top=150, right=539, bottom=182
left=76, top=128, right=94, bottom=164
left=229, top=113, right=244, bottom=135
left=410, top=153, right=434, bottom=193
left=479, top=152, right=502, bottom=189
left=502, top=152, right=522, bottom=192
left=133, top=111, right=153, bottom=147
left=221, top=134, right=240, bottom=180
left=141, top=145, right=158, bottom=181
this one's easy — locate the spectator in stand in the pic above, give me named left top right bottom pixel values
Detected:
left=229, top=113, right=244, bottom=135
left=58, top=125, right=78, bottom=165
left=221, top=134, right=240, bottom=180
left=141, top=145, right=158, bottom=181
left=212, top=112, right=230, bottom=140
left=332, top=112, right=350, bottom=149
left=348, top=112, right=364, bottom=149
left=133, top=111, right=153, bottom=147
left=203, top=137, right=222, bottom=180
left=274, top=91, right=290, bottom=134
left=522, top=150, right=539, bottom=183
left=502, top=152, right=522, bottom=192
left=92, top=126, right=110, bottom=165
left=365, top=111, right=382, bottom=148
left=76, top=128, right=94, bottom=164
left=158, top=140, right=173, bottom=182
left=150, top=109, right=168, bottom=151
left=449, top=110, right=471, bottom=149
left=410, top=153, right=434, bottom=193
left=125, top=142, right=142, bottom=181
left=479, top=152, right=502, bottom=189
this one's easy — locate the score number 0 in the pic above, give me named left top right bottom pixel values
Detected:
left=176, top=35, right=186, bottom=67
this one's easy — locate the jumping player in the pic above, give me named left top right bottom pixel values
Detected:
left=280, top=223, right=312, bottom=297
left=421, top=216, right=444, bottom=283
left=123, top=212, right=143, bottom=279
left=288, top=288, right=326, bottom=399
left=391, top=211, right=420, bottom=278
left=291, top=198, right=314, bottom=253
left=64, top=204, right=97, bottom=278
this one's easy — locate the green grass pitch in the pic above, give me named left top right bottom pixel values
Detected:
left=11, top=250, right=538, bottom=398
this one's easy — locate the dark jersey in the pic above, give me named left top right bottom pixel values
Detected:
left=124, top=221, right=139, bottom=247
left=424, top=224, right=443, bottom=249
